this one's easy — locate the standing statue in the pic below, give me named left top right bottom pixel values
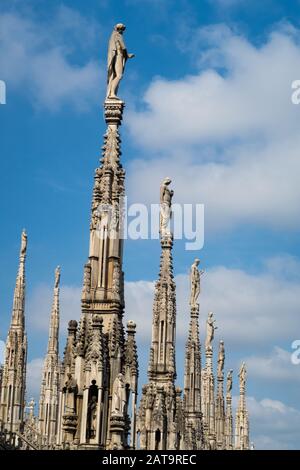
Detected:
left=205, top=312, right=217, bottom=350
left=226, top=370, right=233, bottom=395
left=111, top=373, right=127, bottom=416
left=55, top=266, right=61, bottom=288
left=63, top=373, right=78, bottom=414
left=106, top=23, right=134, bottom=100
left=239, top=362, right=246, bottom=390
left=217, top=340, right=225, bottom=377
left=87, top=396, right=98, bottom=439
left=20, top=229, right=27, bottom=256
left=190, top=258, right=204, bottom=307
left=159, top=177, right=174, bottom=238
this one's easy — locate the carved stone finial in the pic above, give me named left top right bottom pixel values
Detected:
left=55, top=266, right=61, bottom=289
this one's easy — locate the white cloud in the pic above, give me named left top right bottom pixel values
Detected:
left=26, top=357, right=43, bottom=400
left=244, top=347, right=300, bottom=382
left=242, top=396, right=300, bottom=449
left=125, top=255, right=300, bottom=348
left=126, top=25, right=300, bottom=232
left=0, top=7, right=102, bottom=111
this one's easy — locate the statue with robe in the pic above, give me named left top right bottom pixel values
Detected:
left=111, top=373, right=126, bottom=416
left=63, top=373, right=78, bottom=414
left=217, top=340, right=225, bottom=377
left=226, top=370, right=233, bottom=395
left=190, top=258, right=204, bottom=307
left=205, top=312, right=217, bottom=350
left=20, top=230, right=27, bottom=256
left=159, top=177, right=173, bottom=238
left=106, top=23, right=134, bottom=100
left=87, top=396, right=98, bottom=439
left=239, top=362, right=246, bottom=390
left=55, top=266, right=60, bottom=288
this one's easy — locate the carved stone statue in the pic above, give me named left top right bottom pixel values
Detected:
left=205, top=312, right=217, bottom=350
left=239, top=363, right=246, bottom=390
left=159, top=177, right=173, bottom=238
left=55, top=266, right=61, bottom=288
left=190, top=258, right=204, bottom=307
left=20, top=229, right=27, bottom=256
left=226, top=370, right=233, bottom=395
left=111, top=373, right=126, bottom=416
left=63, top=373, right=78, bottom=414
left=106, top=23, right=134, bottom=100
left=217, top=340, right=225, bottom=377
left=87, top=395, right=98, bottom=439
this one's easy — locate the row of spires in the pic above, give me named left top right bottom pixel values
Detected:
left=0, top=224, right=249, bottom=450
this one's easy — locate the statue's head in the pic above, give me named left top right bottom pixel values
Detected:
left=194, top=258, right=200, bottom=266
left=162, top=177, right=172, bottom=186
left=115, top=23, right=126, bottom=32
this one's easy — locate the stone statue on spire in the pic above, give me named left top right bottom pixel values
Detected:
left=226, top=370, right=233, bottom=395
left=190, top=258, right=204, bottom=308
left=205, top=311, right=217, bottom=350
left=20, top=229, right=27, bottom=257
left=217, top=340, right=225, bottom=377
left=159, top=177, right=173, bottom=238
left=106, top=23, right=134, bottom=100
left=239, top=363, right=246, bottom=390
left=55, top=266, right=61, bottom=289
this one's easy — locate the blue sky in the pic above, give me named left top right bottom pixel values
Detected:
left=1, top=0, right=300, bottom=449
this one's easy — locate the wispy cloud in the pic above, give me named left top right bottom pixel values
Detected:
left=126, top=25, right=300, bottom=232
left=0, top=6, right=103, bottom=111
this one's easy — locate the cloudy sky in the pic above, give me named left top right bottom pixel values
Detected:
left=0, top=0, right=300, bottom=450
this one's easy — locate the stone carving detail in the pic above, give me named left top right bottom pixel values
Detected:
left=112, top=261, right=120, bottom=297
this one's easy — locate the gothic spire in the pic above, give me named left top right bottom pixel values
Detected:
left=235, top=363, right=250, bottom=450
left=38, top=267, right=61, bottom=445
left=11, top=229, right=27, bottom=328
left=147, top=178, right=176, bottom=382
left=0, top=230, right=28, bottom=432
left=215, top=340, right=226, bottom=449
left=225, top=369, right=233, bottom=450
left=183, top=259, right=204, bottom=450
left=47, top=266, right=60, bottom=354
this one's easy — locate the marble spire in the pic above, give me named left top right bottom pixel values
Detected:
left=0, top=230, right=28, bottom=432
left=38, top=267, right=61, bottom=445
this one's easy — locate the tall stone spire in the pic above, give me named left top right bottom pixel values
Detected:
left=215, top=340, right=226, bottom=449
left=56, top=24, right=138, bottom=450
left=38, top=266, right=61, bottom=446
left=138, top=179, right=182, bottom=451
left=0, top=230, right=28, bottom=432
left=235, top=363, right=249, bottom=450
left=225, top=369, right=233, bottom=450
left=183, top=259, right=204, bottom=450
left=202, top=311, right=217, bottom=449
